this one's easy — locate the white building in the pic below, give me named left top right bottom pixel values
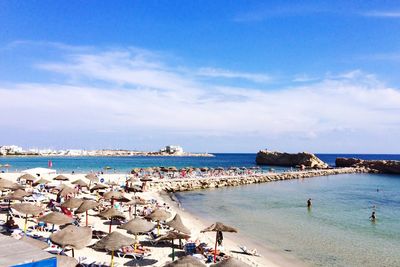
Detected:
left=162, top=145, right=184, bottom=155
left=0, top=145, right=23, bottom=155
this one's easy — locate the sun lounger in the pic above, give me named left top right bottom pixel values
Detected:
left=239, top=245, right=260, bottom=256
left=116, top=248, right=150, bottom=260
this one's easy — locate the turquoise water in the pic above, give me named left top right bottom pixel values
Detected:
left=1, top=154, right=400, bottom=173
left=176, top=173, right=400, bottom=267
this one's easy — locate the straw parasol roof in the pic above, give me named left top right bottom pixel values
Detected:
left=53, top=175, right=70, bottom=181
left=164, top=255, right=206, bottom=267
left=61, top=198, right=83, bottom=209
left=59, top=185, right=75, bottom=197
left=3, top=189, right=31, bottom=201
left=93, top=231, right=133, bottom=251
left=126, top=198, right=146, bottom=206
left=38, top=212, right=74, bottom=225
left=0, top=178, right=22, bottom=190
left=75, top=200, right=99, bottom=214
left=210, top=257, right=251, bottom=267
left=71, top=179, right=88, bottom=187
left=120, top=217, right=155, bottom=234
left=11, top=203, right=43, bottom=215
left=50, top=225, right=92, bottom=249
left=33, top=178, right=50, bottom=185
left=56, top=255, right=79, bottom=267
left=98, top=207, right=126, bottom=220
left=145, top=209, right=172, bottom=222
left=201, top=222, right=238, bottom=233
left=19, top=173, right=36, bottom=182
left=166, top=214, right=190, bottom=235
left=85, top=173, right=98, bottom=182
left=155, top=231, right=190, bottom=242
left=20, top=235, right=49, bottom=249
left=90, top=183, right=109, bottom=191
left=103, top=191, right=122, bottom=200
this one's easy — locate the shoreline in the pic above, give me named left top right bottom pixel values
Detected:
left=159, top=190, right=309, bottom=267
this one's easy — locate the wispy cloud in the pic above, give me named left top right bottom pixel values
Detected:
left=362, top=11, right=400, bottom=18
left=196, top=67, right=272, bottom=83
left=1, top=43, right=400, bottom=152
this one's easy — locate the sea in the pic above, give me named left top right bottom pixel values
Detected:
left=1, top=153, right=400, bottom=266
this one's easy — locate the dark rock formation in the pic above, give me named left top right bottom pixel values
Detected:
left=256, top=150, right=328, bottom=169
left=336, top=158, right=400, bottom=174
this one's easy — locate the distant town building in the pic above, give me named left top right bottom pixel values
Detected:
left=161, top=145, right=184, bottom=155
left=0, top=145, right=23, bottom=155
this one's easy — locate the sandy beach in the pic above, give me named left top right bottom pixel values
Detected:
left=0, top=172, right=308, bottom=267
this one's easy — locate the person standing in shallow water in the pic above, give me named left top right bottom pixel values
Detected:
left=370, top=211, right=376, bottom=222
left=307, top=198, right=312, bottom=208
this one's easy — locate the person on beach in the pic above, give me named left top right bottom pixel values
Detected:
left=307, top=198, right=312, bottom=208
left=370, top=211, right=376, bottom=222
left=217, top=230, right=223, bottom=246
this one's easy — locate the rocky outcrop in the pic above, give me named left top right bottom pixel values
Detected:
left=256, top=150, right=328, bottom=169
left=148, top=167, right=368, bottom=192
left=336, top=158, right=400, bottom=174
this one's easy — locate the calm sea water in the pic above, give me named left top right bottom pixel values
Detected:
left=176, top=173, right=400, bottom=267
left=1, top=153, right=399, bottom=173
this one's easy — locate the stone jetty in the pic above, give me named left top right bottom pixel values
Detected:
left=148, top=167, right=369, bottom=192
left=336, top=157, right=400, bottom=174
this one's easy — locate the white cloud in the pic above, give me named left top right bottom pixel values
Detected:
left=362, top=11, right=400, bottom=18
left=196, top=67, right=272, bottom=83
left=1, top=45, right=400, bottom=152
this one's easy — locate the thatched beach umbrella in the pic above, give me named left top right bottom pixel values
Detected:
left=90, top=183, right=108, bottom=192
left=75, top=200, right=100, bottom=226
left=3, top=189, right=30, bottom=201
left=126, top=198, right=146, bottom=218
left=166, top=214, right=190, bottom=235
left=93, top=231, right=133, bottom=267
left=50, top=225, right=92, bottom=257
left=61, top=197, right=83, bottom=209
left=38, top=212, right=74, bottom=230
left=20, top=235, right=49, bottom=249
left=11, top=203, right=43, bottom=233
left=156, top=231, right=191, bottom=261
left=201, top=222, right=238, bottom=263
left=164, top=255, right=206, bottom=267
left=19, top=173, right=36, bottom=183
left=120, top=217, right=155, bottom=246
left=85, top=173, right=98, bottom=181
left=0, top=178, right=22, bottom=190
left=210, top=257, right=251, bottom=267
left=54, top=175, right=70, bottom=182
left=58, top=185, right=75, bottom=198
left=98, top=207, right=126, bottom=233
left=33, top=177, right=50, bottom=186
left=145, top=209, right=172, bottom=235
left=72, top=179, right=88, bottom=188
left=56, top=255, right=79, bottom=267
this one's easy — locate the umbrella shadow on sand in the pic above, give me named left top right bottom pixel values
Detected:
left=168, top=250, right=186, bottom=258
left=123, top=258, right=158, bottom=266
left=103, top=220, right=123, bottom=226
left=140, top=240, right=178, bottom=248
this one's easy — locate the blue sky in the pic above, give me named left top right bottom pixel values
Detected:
left=1, top=1, right=400, bottom=153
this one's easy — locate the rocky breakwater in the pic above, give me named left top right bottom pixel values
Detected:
left=148, top=167, right=368, bottom=192
left=256, top=150, right=329, bottom=169
left=336, top=157, right=400, bottom=174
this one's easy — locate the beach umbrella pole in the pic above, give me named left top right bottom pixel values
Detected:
left=172, top=239, right=175, bottom=261
left=134, top=204, right=137, bottom=218
left=72, top=248, right=75, bottom=257
left=86, top=210, right=88, bottom=226
left=109, top=218, right=112, bottom=233
left=24, top=214, right=28, bottom=234
left=214, top=231, right=218, bottom=263
left=111, top=250, right=114, bottom=267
